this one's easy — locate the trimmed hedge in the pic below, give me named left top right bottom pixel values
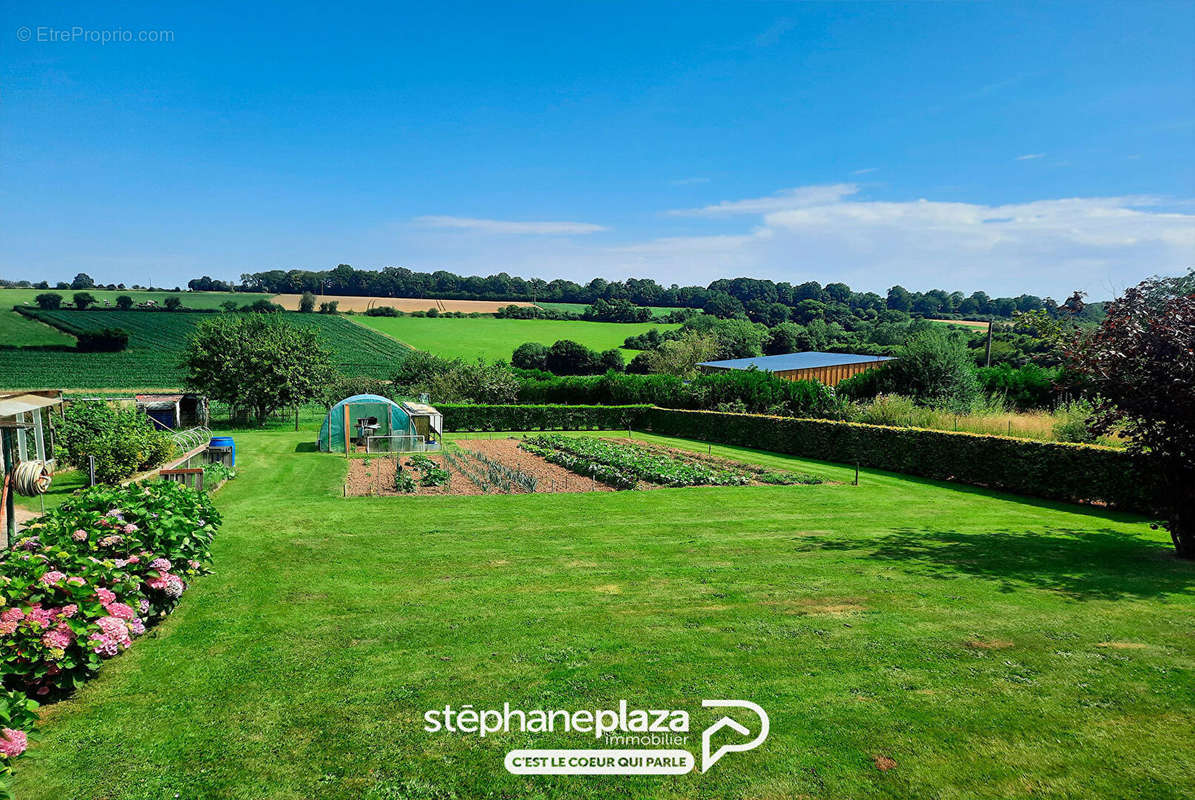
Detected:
left=440, top=404, right=1158, bottom=513
left=440, top=404, right=651, bottom=432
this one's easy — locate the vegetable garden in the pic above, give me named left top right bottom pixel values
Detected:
left=345, top=435, right=821, bottom=496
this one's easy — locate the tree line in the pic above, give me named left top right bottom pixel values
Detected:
left=218, top=265, right=1094, bottom=320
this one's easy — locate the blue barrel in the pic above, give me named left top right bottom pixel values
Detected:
left=209, top=436, right=235, bottom=466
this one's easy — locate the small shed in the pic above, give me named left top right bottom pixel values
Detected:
left=319, top=394, right=415, bottom=453
left=697, top=352, right=894, bottom=387
left=136, top=393, right=209, bottom=430
left=400, top=401, right=443, bottom=451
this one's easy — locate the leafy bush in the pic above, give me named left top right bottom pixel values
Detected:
left=1051, top=399, right=1098, bottom=444
left=441, top=404, right=651, bottom=431
left=75, top=327, right=130, bottom=353
left=975, top=363, right=1061, bottom=410
left=366, top=306, right=400, bottom=317
left=393, top=464, right=417, bottom=493
left=34, top=293, right=62, bottom=310
left=56, top=400, right=175, bottom=483
left=511, top=342, right=549, bottom=370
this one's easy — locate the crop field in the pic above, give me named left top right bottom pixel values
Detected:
left=353, top=314, right=680, bottom=361
left=0, top=310, right=410, bottom=389
left=13, top=426, right=1194, bottom=799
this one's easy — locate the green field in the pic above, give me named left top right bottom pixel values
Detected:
left=0, top=309, right=75, bottom=347
left=0, top=287, right=244, bottom=312
left=13, top=426, right=1194, bottom=799
left=536, top=301, right=689, bottom=319
left=353, top=315, right=680, bottom=361
left=0, top=310, right=410, bottom=389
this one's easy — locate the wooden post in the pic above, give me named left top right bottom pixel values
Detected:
left=294, top=406, right=299, bottom=431
left=984, top=321, right=993, bottom=368
left=854, top=462, right=860, bottom=486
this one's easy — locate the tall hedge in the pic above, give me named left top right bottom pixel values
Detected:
left=439, top=404, right=651, bottom=431
left=440, top=404, right=1157, bottom=513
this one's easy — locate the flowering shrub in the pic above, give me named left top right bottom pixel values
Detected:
left=0, top=479, right=222, bottom=788
left=0, top=689, right=37, bottom=795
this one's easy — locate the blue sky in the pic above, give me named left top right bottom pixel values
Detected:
left=1, top=1, right=1192, bottom=299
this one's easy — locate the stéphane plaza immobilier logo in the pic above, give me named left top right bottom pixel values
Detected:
left=423, top=699, right=769, bottom=775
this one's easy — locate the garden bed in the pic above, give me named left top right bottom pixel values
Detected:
left=344, top=436, right=821, bottom=496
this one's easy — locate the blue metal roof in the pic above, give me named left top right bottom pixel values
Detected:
left=697, top=352, right=894, bottom=372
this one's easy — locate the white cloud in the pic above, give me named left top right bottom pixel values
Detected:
left=670, top=177, right=711, bottom=186
left=393, top=186, right=1194, bottom=299
left=667, top=184, right=859, bottom=217
left=412, top=216, right=607, bottom=235
left=610, top=189, right=1195, bottom=297
left=850, top=167, right=880, bottom=175
left=1015, top=153, right=1046, bottom=160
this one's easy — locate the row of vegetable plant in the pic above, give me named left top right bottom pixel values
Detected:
left=518, top=438, right=638, bottom=490
left=0, top=480, right=223, bottom=793
left=521, top=435, right=752, bottom=487
left=458, top=448, right=538, bottom=493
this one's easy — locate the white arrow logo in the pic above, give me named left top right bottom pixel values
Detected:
left=700, top=699, right=770, bottom=772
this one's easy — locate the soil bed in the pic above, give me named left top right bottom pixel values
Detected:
left=344, top=439, right=616, bottom=497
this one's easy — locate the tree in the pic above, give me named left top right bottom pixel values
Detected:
left=886, top=285, right=913, bottom=312
left=598, top=348, right=625, bottom=372
left=1064, top=273, right=1195, bottom=558
left=642, top=331, right=720, bottom=376
left=220, top=300, right=239, bottom=312
left=181, top=315, right=334, bottom=425
left=35, top=292, right=63, bottom=310
left=703, top=292, right=745, bottom=319
left=511, top=342, right=549, bottom=371
left=299, top=291, right=316, bottom=313
left=883, top=329, right=980, bottom=410
left=71, top=272, right=95, bottom=290
left=73, top=292, right=96, bottom=310
left=115, top=295, right=134, bottom=310
left=765, top=323, right=802, bottom=355
left=546, top=340, right=600, bottom=375
left=164, top=296, right=183, bottom=311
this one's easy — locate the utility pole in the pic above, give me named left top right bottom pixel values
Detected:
left=984, top=320, right=994, bottom=367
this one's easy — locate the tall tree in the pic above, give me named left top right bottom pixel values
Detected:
left=181, top=315, right=334, bottom=425
left=1065, top=273, right=1195, bottom=557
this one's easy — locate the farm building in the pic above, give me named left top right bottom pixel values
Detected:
left=697, top=352, right=894, bottom=386
left=135, top=393, right=209, bottom=430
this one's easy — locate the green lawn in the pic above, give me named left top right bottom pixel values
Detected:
left=0, top=311, right=410, bottom=389
left=353, top=315, right=680, bottom=361
left=13, top=426, right=1194, bottom=799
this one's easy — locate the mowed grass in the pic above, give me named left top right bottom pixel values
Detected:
left=0, top=311, right=411, bottom=389
left=13, top=428, right=1195, bottom=799
left=353, top=314, right=680, bottom=361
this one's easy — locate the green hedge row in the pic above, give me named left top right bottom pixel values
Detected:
left=440, top=404, right=1157, bottom=512
left=439, top=404, right=651, bottom=431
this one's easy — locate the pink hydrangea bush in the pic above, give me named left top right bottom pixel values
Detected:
left=0, top=479, right=222, bottom=785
